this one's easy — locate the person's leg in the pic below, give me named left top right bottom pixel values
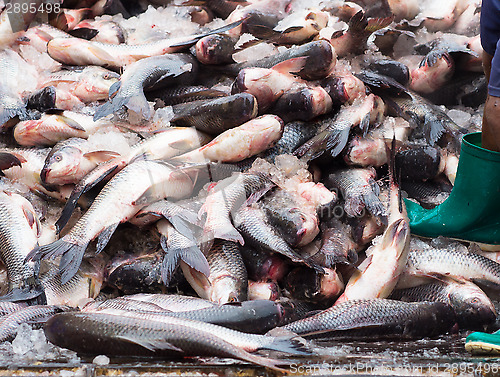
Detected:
left=482, top=42, right=500, bottom=151
left=482, top=95, right=500, bottom=152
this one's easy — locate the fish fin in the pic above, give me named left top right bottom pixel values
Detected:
left=471, top=279, right=500, bottom=291
left=0, top=152, right=22, bottom=171
left=108, top=81, right=121, bottom=99
left=365, top=14, right=394, bottom=32
left=83, top=150, right=121, bottom=163
left=67, top=28, right=99, bottom=40
left=56, top=163, right=120, bottom=233
left=96, top=223, right=119, bottom=254
left=93, top=95, right=129, bottom=121
left=211, top=226, right=245, bottom=245
left=359, top=113, right=371, bottom=136
left=271, top=57, right=308, bottom=75
left=114, top=335, right=184, bottom=353
left=330, top=30, right=345, bottom=39
left=245, top=24, right=279, bottom=39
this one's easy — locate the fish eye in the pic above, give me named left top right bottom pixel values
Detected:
left=54, top=155, right=62, bottom=162
left=103, top=73, right=111, bottom=80
left=471, top=297, right=480, bottom=304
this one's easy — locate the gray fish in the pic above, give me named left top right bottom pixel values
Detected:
left=168, top=299, right=287, bottom=334
left=97, top=296, right=288, bottom=334
left=0, top=305, right=74, bottom=342
left=0, top=301, right=28, bottom=317
left=233, top=205, right=320, bottom=270
left=46, top=19, right=245, bottom=68
left=44, top=311, right=309, bottom=372
left=391, top=277, right=496, bottom=329
left=39, top=258, right=105, bottom=306
left=324, top=167, right=386, bottom=219
left=0, top=191, right=44, bottom=302
left=282, top=298, right=456, bottom=339
left=94, top=53, right=199, bottom=120
left=225, top=40, right=337, bottom=81
left=398, top=238, right=500, bottom=290
left=82, top=297, right=167, bottom=313
left=401, top=179, right=452, bottom=209
left=26, top=159, right=195, bottom=284
left=170, top=93, right=258, bottom=135
left=261, top=189, right=319, bottom=247
left=41, top=66, right=120, bottom=103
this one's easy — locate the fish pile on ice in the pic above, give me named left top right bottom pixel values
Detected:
left=0, top=0, right=496, bottom=371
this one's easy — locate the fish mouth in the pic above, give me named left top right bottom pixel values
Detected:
left=40, top=167, right=50, bottom=183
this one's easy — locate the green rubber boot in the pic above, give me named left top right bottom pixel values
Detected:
left=465, top=330, right=500, bottom=355
left=405, top=132, right=500, bottom=246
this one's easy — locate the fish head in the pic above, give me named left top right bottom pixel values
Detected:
left=344, top=136, right=386, bottom=166
left=380, top=218, right=410, bottom=255
left=210, top=277, right=246, bottom=304
left=195, top=34, right=235, bottom=65
left=248, top=280, right=280, bottom=301
left=232, top=68, right=276, bottom=110
left=41, top=144, right=84, bottom=184
left=448, top=281, right=497, bottom=328
left=74, top=67, right=120, bottom=100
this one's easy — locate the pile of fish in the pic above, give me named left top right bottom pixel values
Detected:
left=0, top=0, right=496, bottom=371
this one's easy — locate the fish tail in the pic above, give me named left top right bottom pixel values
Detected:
left=423, top=112, right=446, bottom=145
left=25, top=239, right=88, bottom=285
left=0, top=106, right=27, bottom=126
left=159, top=236, right=210, bottom=285
left=362, top=192, right=386, bottom=218
left=236, top=351, right=288, bottom=374
left=93, top=95, right=129, bottom=121
left=0, top=286, right=46, bottom=304
left=327, top=127, right=351, bottom=157
left=293, top=126, right=350, bottom=161
left=259, top=336, right=313, bottom=356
